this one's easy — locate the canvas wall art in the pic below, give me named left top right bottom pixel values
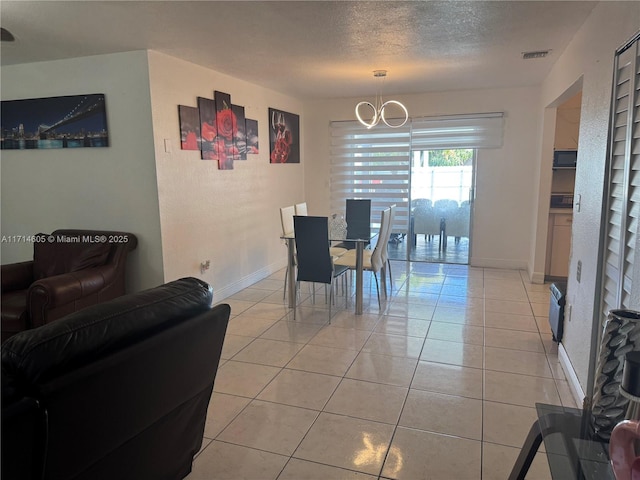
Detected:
left=179, top=90, right=256, bottom=169
left=1, top=93, right=109, bottom=150
left=231, top=104, right=246, bottom=160
left=246, top=119, right=259, bottom=154
left=214, top=91, right=234, bottom=170
left=197, top=96, right=218, bottom=161
left=268, top=108, right=299, bottom=164
left=178, top=105, right=201, bottom=151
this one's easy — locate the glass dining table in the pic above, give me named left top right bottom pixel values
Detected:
left=280, top=232, right=377, bottom=315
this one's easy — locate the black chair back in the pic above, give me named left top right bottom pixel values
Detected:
left=337, top=199, right=371, bottom=249
left=294, top=216, right=332, bottom=284
left=346, top=199, right=371, bottom=239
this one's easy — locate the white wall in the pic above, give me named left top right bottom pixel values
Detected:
left=1, top=51, right=164, bottom=292
left=146, top=51, right=305, bottom=302
left=303, top=87, right=541, bottom=270
left=538, top=2, right=639, bottom=396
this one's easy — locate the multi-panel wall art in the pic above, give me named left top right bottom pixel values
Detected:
left=178, top=105, right=201, bottom=151
left=178, top=90, right=258, bottom=170
left=246, top=119, right=259, bottom=155
left=1, top=93, right=109, bottom=150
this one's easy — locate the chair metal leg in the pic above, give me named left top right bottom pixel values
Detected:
left=380, top=266, right=388, bottom=299
left=328, top=278, right=334, bottom=323
left=283, top=267, right=288, bottom=300
left=293, top=281, right=299, bottom=321
left=387, top=260, right=393, bottom=293
left=373, top=272, right=381, bottom=309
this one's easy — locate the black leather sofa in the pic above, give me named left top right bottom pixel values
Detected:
left=1, top=277, right=230, bottom=480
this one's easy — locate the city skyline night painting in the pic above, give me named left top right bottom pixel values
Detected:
left=1, top=93, right=109, bottom=150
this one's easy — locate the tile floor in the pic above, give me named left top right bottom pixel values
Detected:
left=388, top=234, right=470, bottom=264
left=186, top=261, right=576, bottom=480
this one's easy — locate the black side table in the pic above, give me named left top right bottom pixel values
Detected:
left=508, top=403, right=615, bottom=480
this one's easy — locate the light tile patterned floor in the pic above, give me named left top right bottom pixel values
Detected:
left=186, top=262, right=574, bottom=479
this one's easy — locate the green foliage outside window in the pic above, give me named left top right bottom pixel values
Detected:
left=424, top=149, right=473, bottom=167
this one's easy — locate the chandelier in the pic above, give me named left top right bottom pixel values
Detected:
left=355, top=70, right=408, bottom=129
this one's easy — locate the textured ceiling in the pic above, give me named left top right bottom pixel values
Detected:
left=0, top=1, right=600, bottom=99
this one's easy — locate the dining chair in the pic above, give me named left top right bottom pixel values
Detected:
left=334, top=199, right=371, bottom=250
left=280, top=205, right=296, bottom=299
left=293, top=215, right=349, bottom=322
left=292, top=202, right=347, bottom=259
left=335, top=207, right=391, bottom=308
left=412, top=204, right=442, bottom=248
left=381, top=204, right=397, bottom=293
left=445, top=200, right=470, bottom=245
left=294, top=202, right=308, bottom=215
left=434, top=199, right=460, bottom=250
left=412, top=198, right=432, bottom=210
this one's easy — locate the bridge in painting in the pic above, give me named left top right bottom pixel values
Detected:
left=38, top=95, right=106, bottom=134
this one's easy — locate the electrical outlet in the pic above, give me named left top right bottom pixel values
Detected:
left=577, top=260, right=582, bottom=283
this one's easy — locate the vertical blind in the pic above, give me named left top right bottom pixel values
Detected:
left=330, top=113, right=504, bottom=234
left=601, top=34, right=640, bottom=319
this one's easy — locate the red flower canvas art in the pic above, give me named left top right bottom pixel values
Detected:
left=178, top=105, right=201, bottom=151
left=179, top=90, right=257, bottom=168
left=197, top=97, right=218, bottom=161
left=214, top=91, right=234, bottom=170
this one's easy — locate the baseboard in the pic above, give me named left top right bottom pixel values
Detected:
left=528, top=268, right=546, bottom=285
left=211, top=261, right=283, bottom=304
left=559, top=343, right=586, bottom=408
left=469, top=256, right=528, bottom=270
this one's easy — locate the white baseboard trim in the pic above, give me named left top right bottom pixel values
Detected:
left=212, top=261, right=283, bottom=304
left=469, top=256, right=528, bottom=270
left=528, top=269, right=546, bottom=284
left=559, top=343, right=585, bottom=408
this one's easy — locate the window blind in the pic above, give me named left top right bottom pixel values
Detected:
left=330, top=122, right=411, bottom=234
left=410, top=113, right=504, bottom=150
left=601, top=34, right=640, bottom=319
left=330, top=113, right=504, bottom=236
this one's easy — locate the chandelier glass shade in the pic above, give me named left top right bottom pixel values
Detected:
left=355, top=70, right=408, bottom=129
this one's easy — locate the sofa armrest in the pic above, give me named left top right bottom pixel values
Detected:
left=1, top=261, right=34, bottom=293
left=27, top=265, right=117, bottom=326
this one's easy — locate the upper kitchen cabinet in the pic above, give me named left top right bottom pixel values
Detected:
left=551, top=92, right=581, bottom=195
left=554, top=92, right=581, bottom=151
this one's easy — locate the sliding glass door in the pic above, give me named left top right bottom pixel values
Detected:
left=330, top=113, right=501, bottom=265
left=403, top=149, right=475, bottom=264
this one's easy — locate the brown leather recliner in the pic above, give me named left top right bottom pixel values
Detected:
left=1, top=229, right=137, bottom=341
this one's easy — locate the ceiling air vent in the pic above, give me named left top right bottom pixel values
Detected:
left=522, top=50, right=551, bottom=60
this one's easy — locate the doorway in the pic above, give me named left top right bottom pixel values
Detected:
left=545, top=91, right=580, bottom=281
left=387, top=148, right=475, bottom=264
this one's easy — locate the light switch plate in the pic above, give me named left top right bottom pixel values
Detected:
left=577, top=260, right=582, bottom=283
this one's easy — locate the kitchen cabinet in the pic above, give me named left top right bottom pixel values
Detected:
left=546, top=212, right=573, bottom=278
